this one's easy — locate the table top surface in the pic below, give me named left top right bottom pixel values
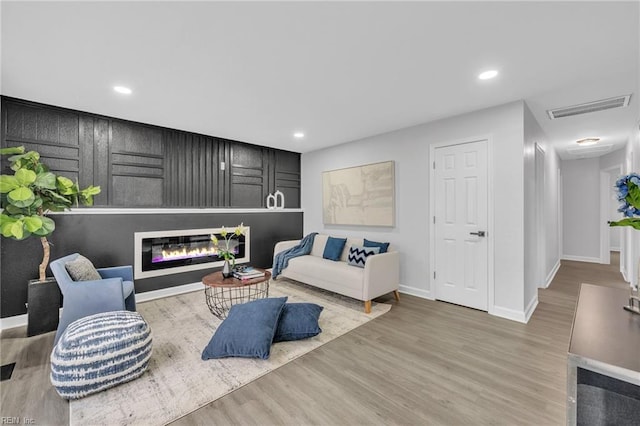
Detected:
left=202, top=269, right=271, bottom=288
left=568, top=283, right=640, bottom=373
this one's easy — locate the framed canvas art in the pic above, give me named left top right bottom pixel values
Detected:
left=322, top=161, right=395, bottom=226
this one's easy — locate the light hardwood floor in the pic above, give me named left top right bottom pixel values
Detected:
left=0, top=254, right=629, bottom=425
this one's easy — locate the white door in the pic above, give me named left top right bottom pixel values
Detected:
left=434, top=140, right=488, bottom=310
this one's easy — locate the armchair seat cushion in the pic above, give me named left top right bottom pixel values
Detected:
left=123, top=280, right=135, bottom=297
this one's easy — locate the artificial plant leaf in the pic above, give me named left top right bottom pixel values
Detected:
left=0, top=213, right=16, bottom=226
left=0, top=146, right=25, bottom=155
left=1, top=221, right=16, bottom=238
left=15, top=169, right=37, bottom=186
left=23, top=216, right=43, bottom=232
left=10, top=220, right=24, bottom=239
left=609, top=218, right=640, bottom=230
left=32, top=216, right=55, bottom=236
left=56, top=176, right=74, bottom=189
left=43, top=189, right=72, bottom=205
left=34, top=172, right=56, bottom=189
left=626, top=182, right=640, bottom=210
left=4, top=204, right=25, bottom=215
left=8, top=187, right=35, bottom=207
left=0, top=175, right=20, bottom=193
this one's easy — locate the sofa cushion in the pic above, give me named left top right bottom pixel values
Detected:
left=340, top=237, right=365, bottom=262
left=311, top=234, right=329, bottom=257
left=286, top=256, right=364, bottom=293
left=65, top=255, right=102, bottom=281
left=347, top=246, right=380, bottom=268
left=323, top=237, right=347, bottom=261
left=201, top=297, right=287, bottom=360
left=273, top=303, right=323, bottom=342
left=364, top=238, right=390, bottom=254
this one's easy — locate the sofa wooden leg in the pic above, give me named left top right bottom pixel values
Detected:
left=393, top=290, right=400, bottom=301
left=364, top=300, right=372, bottom=314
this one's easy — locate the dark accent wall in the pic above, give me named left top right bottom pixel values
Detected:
left=1, top=211, right=303, bottom=317
left=0, top=97, right=304, bottom=318
left=1, top=97, right=301, bottom=208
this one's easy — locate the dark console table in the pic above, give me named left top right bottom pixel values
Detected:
left=567, top=283, right=640, bottom=425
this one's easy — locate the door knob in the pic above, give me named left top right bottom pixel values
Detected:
left=470, top=231, right=486, bottom=237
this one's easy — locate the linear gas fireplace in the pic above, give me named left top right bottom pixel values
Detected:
left=134, top=227, right=251, bottom=279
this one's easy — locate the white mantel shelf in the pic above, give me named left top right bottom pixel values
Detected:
left=50, top=208, right=304, bottom=215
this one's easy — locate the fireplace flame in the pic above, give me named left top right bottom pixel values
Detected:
left=160, top=246, right=219, bottom=261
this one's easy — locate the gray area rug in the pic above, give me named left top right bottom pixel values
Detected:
left=69, top=279, right=391, bottom=425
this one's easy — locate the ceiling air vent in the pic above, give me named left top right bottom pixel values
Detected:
left=547, top=95, right=631, bottom=119
left=566, top=143, right=613, bottom=156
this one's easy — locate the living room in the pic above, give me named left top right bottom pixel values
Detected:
left=1, top=1, right=639, bottom=425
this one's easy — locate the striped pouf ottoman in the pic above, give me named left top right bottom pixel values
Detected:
left=50, top=310, right=153, bottom=399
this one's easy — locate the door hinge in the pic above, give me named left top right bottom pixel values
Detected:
left=433, top=216, right=435, bottom=224
left=433, top=161, right=435, bottom=169
left=433, top=271, right=436, bottom=280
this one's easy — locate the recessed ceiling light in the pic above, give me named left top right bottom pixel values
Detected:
left=113, top=86, right=132, bottom=95
left=478, top=70, right=498, bottom=80
left=293, top=132, right=305, bottom=139
left=576, top=137, right=600, bottom=146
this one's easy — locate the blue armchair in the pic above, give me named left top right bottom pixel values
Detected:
left=50, top=253, right=136, bottom=344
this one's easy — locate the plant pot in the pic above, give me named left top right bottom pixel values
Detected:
left=27, top=277, right=61, bottom=337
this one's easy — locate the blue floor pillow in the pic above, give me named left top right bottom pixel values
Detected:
left=202, top=297, right=288, bottom=360
left=274, top=303, right=323, bottom=342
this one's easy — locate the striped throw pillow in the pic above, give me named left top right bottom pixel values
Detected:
left=347, top=246, right=380, bottom=268
left=50, top=311, right=153, bottom=399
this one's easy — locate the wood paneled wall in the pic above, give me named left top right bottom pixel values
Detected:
left=1, top=97, right=301, bottom=208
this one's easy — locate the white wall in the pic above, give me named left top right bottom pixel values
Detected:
left=302, top=101, right=528, bottom=320
left=622, top=122, right=640, bottom=287
left=609, top=169, right=621, bottom=250
left=523, top=104, right=539, bottom=308
left=561, top=158, right=601, bottom=261
left=523, top=103, right=561, bottom=294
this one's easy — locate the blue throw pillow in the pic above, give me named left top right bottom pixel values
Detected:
left=347, top=245, right=380, bottom=268
left=201, top=297, right=287, bottom=360
left=274, top=303, right=324, bottom=342
left=322, top=236, right=347, bottom=261
left=364, top=238, right=390, bottom=254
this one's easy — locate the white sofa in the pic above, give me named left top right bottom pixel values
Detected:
left=273, top=234, right=400, bottom=313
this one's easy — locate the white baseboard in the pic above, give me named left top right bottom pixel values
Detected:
left=542, top=259, right=561, bottom=289
left=0, top=282, right=204, bottom=331
left=524, top=295, right=538, bottom=323
left=561, top=255, right=601, bottom=264
left=610, top=247, right=621, bottom=252
left=398, top=284, right=434, bottom=300
left=135, top=282, right=203, bottom=303
left=490, top=305, right=527, bottom=323
left=622, top=266, right=629, bottom=283
left=0, top=313, right=29, bottom=331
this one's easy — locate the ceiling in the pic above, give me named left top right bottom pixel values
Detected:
left=1, top=1, right=638, bottom=159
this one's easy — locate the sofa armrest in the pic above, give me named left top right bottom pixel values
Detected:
left=273, top=240, right=301, bottom=260
left=363, top=251, right=400, bottom=300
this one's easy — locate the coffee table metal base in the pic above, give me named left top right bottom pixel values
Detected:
left=204, top=280, right=270, bottom=319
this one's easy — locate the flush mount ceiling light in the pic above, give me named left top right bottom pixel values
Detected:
left=478, top=70, right=498, bottom=80
left=113, top=86, right=132, bottom=95
left=576, top=137, right=600, bottom=146
left=293, top=132, right=305, bottom=139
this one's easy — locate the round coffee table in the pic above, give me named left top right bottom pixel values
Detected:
left=202, top=269, right=271, bottom=319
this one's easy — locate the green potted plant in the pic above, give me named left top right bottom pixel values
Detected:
left=609, top=173, right=640, bottom=314
left=1, top=146, right=101, bottom=281
left=210, top=224, right=245, bottom=278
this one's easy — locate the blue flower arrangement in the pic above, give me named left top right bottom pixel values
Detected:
left=610, top=173, right=640, bottom=230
